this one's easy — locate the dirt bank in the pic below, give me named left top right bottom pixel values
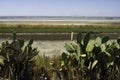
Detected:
left=0, top=32, right=120, bottom=40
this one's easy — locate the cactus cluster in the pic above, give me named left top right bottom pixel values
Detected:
left=0, top=31, right=120, bottom=80
left=0, top=31, right=39, bottom=80
left=62, top=32, right=120, bottom=80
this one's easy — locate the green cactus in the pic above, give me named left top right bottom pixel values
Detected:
left=13, top=31, right=16, bottom=42
left=102, top=36, right=110, bottom=43
left=86, top=40, right=95, bottom=52
left=95, top=37, right=102, bottom=47
left=77, top=32, right=82, bottom=44
left=117, top=38, right=120, bottom=44
left=0, top=32, right=39, bottom=80
left=63, top=32, right=120, bottom=80
left=28, top=39, right=33, bottom=46
left=83, top=32, right=91, bottom=48
left=61, top=53, right=69, bottom=66
left=18, top=39, right=25, bottom=48
left=91, top=60, right=98, bottom=69
left=65, top=42, right=76, bottom=53
left=0, top=55, right=4, bottom=65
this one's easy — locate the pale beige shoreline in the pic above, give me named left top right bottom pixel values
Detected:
left=0, top=19, right=120, bottom=25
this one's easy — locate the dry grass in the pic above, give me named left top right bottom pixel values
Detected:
left=0, top=23, right=120, bottom=29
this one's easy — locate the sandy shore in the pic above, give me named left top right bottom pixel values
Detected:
left=0, top=39, right=68, bottom=56
left=0, top=19, right=120, bottom=25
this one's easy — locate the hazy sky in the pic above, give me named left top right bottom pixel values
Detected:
left=0, top=0, right=120, bottom=16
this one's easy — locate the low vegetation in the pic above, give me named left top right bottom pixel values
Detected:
left=0, top=32, right=120, bottom=80
left=0, top=24, right=120, bottom=33
left=62, top=32, right=120, bottom=80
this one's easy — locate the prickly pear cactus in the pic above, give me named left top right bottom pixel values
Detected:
left=63, top=32, right=120, bottom=80
left=0, top=55, right=4, bottom=65
left=77, top=32, right=82, bottom=44
left=102, top=36, right=109, bottom=43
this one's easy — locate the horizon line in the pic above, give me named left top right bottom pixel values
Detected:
left=0, top=16, right=120, bottom=18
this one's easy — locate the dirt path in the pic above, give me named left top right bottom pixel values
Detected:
left=0, top=33, right=119, bottom=56
left=0, top=33, right=120, bottom=40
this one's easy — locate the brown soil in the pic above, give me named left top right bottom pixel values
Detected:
left=0, top=33, right=120, bottom=40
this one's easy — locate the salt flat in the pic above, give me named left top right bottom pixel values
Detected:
left=0, top=17, right=120, bottom=25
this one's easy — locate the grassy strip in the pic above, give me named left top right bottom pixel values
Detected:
left=0, top=23, right=120, bottom=28
left=0, top=24, right=120, bottom=33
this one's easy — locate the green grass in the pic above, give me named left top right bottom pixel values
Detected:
left=0, top=24, right=120, bottom=33
left=0, top=27, right=120, bottom=33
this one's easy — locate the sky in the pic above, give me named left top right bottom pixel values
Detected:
left=0, top=0, right=120, bottom=17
